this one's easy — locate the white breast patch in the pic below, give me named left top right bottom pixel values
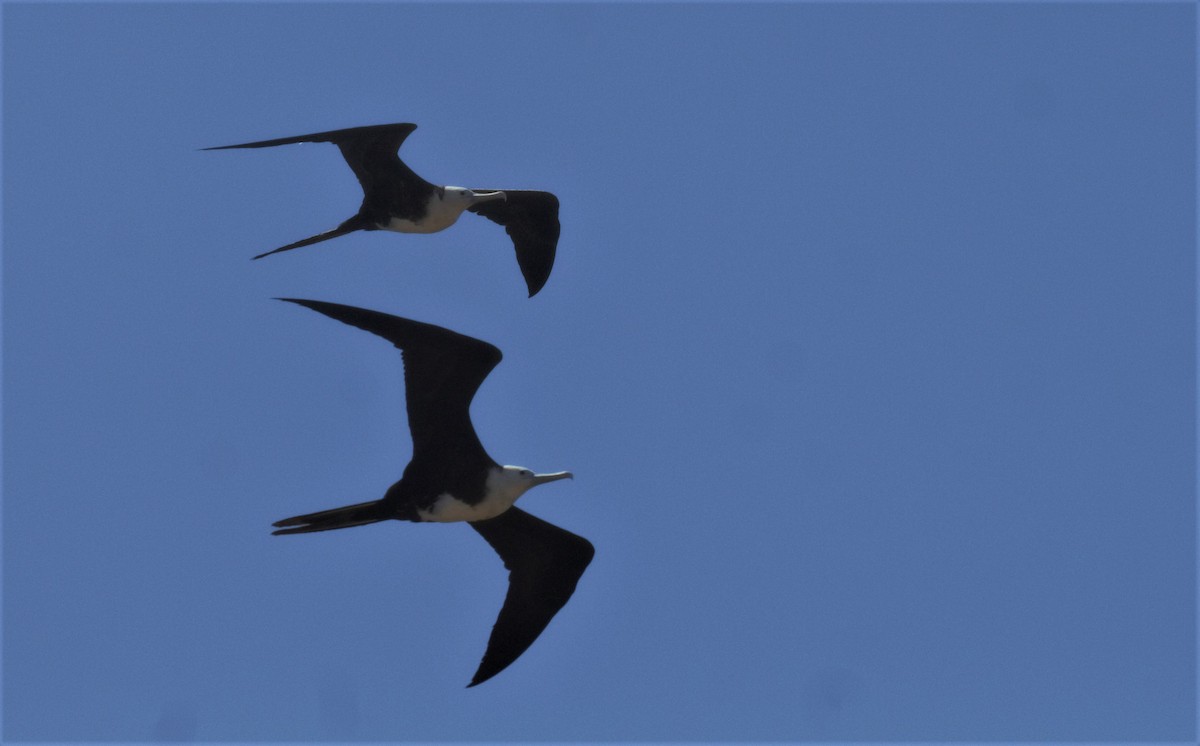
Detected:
left=379, top=190, right=470, bottom=234
left=417, top=492, right=509, bottom=523
left=415, top=467, right=530, bottom=523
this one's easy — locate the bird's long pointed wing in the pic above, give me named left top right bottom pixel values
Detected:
left=204, top=123, right=432, bottom=197
left=277, top=299, right=501, bottom=463
left=467, top=507, right=594, bottom=687
left=467, top=190, right=561, bottom=297
left=203, top=123, right=418, bottom=153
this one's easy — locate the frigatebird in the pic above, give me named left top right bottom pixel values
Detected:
left=271, top=298, right=592, bottom=686
left=205, top=124, right=561, bottom=297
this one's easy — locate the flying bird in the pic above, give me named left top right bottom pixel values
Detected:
left=204, top=123, right=561, bottom=297
left=271, top=298, right=592, bottom=687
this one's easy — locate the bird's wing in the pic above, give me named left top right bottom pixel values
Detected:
left=204, top=123, right=418, bottom=152
left=204, top=123, right=434, bottom=197
left=277, top=299, right=501, bottom=463
left=467, top=507, right=594, bottom=687
left=251, top=215, right=372, bottom=260
left=467, top=190, right=561, bottom=297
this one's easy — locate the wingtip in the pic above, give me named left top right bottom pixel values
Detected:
left=274, top=297, right=318, bottom=314
left=466, top=671, right=492, bottom=688
left=525, top=277, right=548, bottom=298
left=519, top=257, right=553, bottom=298
left=251, top=246, right=288, bottom=260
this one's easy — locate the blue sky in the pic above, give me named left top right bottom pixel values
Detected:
left=2, top=2, right=1195, bottom=742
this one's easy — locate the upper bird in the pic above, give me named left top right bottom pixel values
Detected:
left=271, top=298, right=592, bottom=687
left=205, top=123, right=561, bottom=297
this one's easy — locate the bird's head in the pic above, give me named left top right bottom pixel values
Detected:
left=492, top=465, right=573, bottom=502
left=443, top=186, right=507, bottom=207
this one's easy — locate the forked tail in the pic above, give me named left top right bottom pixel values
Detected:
left=272, top=500, right=388, bottom=535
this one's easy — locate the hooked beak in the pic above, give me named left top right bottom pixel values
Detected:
left=531, top=471, right=573, bottom=486
left=473, top=190, right=507, bottom=204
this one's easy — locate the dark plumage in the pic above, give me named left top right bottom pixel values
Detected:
left=205, top=124, right=561, bottom=296
left=270, top=298, right=592, bottom=686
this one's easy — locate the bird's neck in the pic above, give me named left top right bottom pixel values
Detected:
left=484, top=466, right=533, bottom=506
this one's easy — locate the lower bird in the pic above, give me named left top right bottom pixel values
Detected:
left=205, top=123, right=561, bottom=297
left=269, top=298, right=592, bottom=687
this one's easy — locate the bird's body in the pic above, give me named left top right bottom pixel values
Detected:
left=371, top=184, right=494, bottom=234
left=417, top=467, right=542, bottom=522
left=205, top=124, right=561, bottom=296
left=270, top=298, right=592, bottom=687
